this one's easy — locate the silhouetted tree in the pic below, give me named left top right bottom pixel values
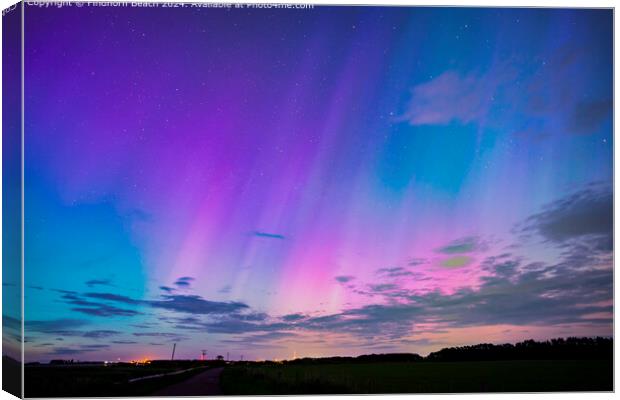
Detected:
left=425, top=337, right=612, bottom=362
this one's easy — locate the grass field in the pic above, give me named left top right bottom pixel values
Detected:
left=25, top=363, right=211, bottom=397
left=221, top=360, right=613, bottom=394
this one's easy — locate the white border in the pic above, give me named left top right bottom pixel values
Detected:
left=0, top=1, right=616, bottom=400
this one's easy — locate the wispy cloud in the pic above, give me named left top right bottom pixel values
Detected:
left=85, top=279, right=114, bottom=288
left=81, top=330, right=121, bottom=339
left=83, top=291, right=249, bottom=316
left=440, top=256, right=473, bottom=268
left=281, top=313, right=307, bottom=322
left=368, top=283, right=398, bottom=292
left=434, top=237, right=481, bottom=269
left=435, top=236, right=480, bottom=254
left=149, top=295, right=249, bottom=315
left=520, top=184, right=612, bottom=251
left=376, top=266, right=414, bottom=277
left=218, top=285, right=232, bottom=294
left=407, top=258, right=427, bottom=267
left=335, top=275, right=355, bottom=283
left=84, top=292, right=139, bottom=304
left=71, top=306, right=140, bottom=317
left=60, top=291, right=141, bottom=317
left=571, top=99, right=613, bottom=134
left=132, top=332, right=188, bottom=341
left=296, top=258, right=611, bottom=340
left=27, top=319, right=89, bottom=334
left=253, top=231, right=286, bottom=240
left=174, top=276, right=195, bottom=288
left=49, top=344, right=110, bottom=355
left=24, top=320, right=126, bottom=343
left=401, top=43, right=611, bottom=137
left=401, top=68, right=509, bottom=126
left=3, top=315, right=22, bottom=342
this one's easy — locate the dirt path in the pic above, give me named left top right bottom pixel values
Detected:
left=152, top=367, right=224, bottom=396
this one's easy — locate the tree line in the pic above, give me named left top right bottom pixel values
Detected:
left=277, top=337, right=612, bottom=365
left=425, top=337, right=612, bottom=362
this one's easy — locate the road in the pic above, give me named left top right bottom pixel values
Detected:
left=152, top=367, right=224, bottom=396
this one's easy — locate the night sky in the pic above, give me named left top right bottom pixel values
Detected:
left=13, top=5, right=613, bottom=362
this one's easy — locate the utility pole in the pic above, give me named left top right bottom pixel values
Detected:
left=201, top=350, right=207, bottom=361
left=171, top=343, right=177, bottom=361
left=227, top=352, right=229, bottom=361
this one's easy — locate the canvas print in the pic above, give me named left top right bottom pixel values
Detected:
left=2, top=2, right=614, bottom=397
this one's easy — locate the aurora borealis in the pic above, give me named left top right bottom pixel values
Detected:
left=11, top=4, right=613, bottom=362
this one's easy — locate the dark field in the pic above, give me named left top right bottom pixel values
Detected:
left=220, top=360, right=613, bottom=394
left=25, top=361, right=214, bottom=397
left=22, top=338, right=613, bottom=396
left=23, top=359, right=614, bottom=396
